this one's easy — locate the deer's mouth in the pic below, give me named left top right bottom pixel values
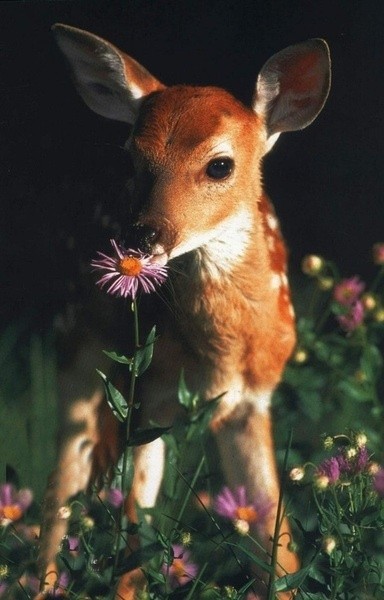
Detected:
left=149, top=250, right=169, bottom=267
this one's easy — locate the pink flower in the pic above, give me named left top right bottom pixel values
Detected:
left=162, top=544, right=198, bottom=590
left=333, top=277, right=365, bottom=306
left=316, top=446, right=370, bottom=486
left=107, top=487, right=124, bottom=508
left=336, top=299, right=365, bottom=332
left=91, top=239, right=168, bottom=299
left=316, top=457, right=341, bottom=484
left=373, top=468, right=384, bottom=497
left=213, top=485, right=273, bottom=531
left=0, top=483, right=33, bottom=525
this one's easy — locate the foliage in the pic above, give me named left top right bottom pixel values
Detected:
left=1, top=246, right=384, bottom=598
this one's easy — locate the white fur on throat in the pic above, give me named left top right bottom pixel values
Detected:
left=194, top=206, right=254, bottom=279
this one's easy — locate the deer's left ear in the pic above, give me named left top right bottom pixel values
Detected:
left=253, top=39, right=331, bottom=150
left=52, top=24, right=165, bottom=123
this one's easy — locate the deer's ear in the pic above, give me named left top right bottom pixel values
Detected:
left=52, top=24, right=165, bottom=123
left=253, top=39, right=331, bottom=149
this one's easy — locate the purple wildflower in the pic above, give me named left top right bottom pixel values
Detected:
left=91, top=239, right=168, bottom=299
left=107, top=487, right=124, bottom=509
left=213, top=485, right=273, bottom=530
left=373, top=468, right=384, bottom=497
left=336, top=299, right=365, bottom=332
left=162, top=544, right=198, bottom=590
left=317, top=457, right=341, bottom=484
left=317, top=446, right=370, bottom=487
left=333, top=277, right=365, bottom=306
left=354, top=445, right=370, bottom=473
left=0, top=484, right=32, bottom=525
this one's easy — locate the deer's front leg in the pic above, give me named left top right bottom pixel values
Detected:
left=211, top=386, right=299, bottom=595
left=37, top=331, right=114, bottom=593
left=37, top=389, right=104, bottom=592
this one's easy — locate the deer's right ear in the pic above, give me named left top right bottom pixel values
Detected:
left=52, top=24, right=165, bottom=123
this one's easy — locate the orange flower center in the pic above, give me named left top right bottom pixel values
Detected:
left=2, top=505, right=23, bottom=521
left=235, top=506, right=258, bottom=523
left=172, top=558, right=186, bottom=579
left=118, top=256, right=142, bottom=277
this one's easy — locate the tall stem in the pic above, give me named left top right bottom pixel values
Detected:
left=112, top=299, right=140, bottom=583
left=266, top=429, right=293, bottom=600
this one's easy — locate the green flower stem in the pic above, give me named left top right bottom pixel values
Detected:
left=112, top=299, right=140, bottom=585
left=266, top=429, right=293, bottom=600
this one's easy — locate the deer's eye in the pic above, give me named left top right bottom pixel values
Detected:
left=206, top=158, right=234, bottom=180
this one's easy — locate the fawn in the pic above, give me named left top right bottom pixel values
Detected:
left=38, top=24, right=331, bottom=599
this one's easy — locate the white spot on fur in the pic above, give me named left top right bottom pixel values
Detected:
left=169, top=206, right=252, bottom=270
left=270, top=271, right=288, bottom=290
left=198, top=207, right=253, bottom=278
left=212, top=381, right=272, bottom=427
left=134, top=438, right=165, bottom=510
left=266, top=213, right=278, bottom=231
left=248, top=389, right=273, bottom=415
left=270, top=273, right=280, bottom=290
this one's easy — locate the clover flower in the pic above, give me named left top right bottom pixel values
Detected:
left=0, top=484, right=32, bottom=526
left=213, top=485, right=273, bottom=534
left=162, top=544, right=198, bottom=590
left=315, top=445, right=370, bottom=488
left=91, top=239, right=168, bottom=299
left=316, top=456, right=341, bottom=484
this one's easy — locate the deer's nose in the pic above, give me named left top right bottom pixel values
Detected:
left=130, top=224, right=159, bottom=254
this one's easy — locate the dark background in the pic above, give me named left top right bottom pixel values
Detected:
left=1, top=0, right=384, bottom=328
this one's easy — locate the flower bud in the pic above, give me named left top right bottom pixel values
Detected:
left=322, top=536, right=337, bottom=555
left=323, top=436, right=334, bottom=450
left=180, top=531, right=192, bottom=546
left=374, top=308, right=384, bottom=323
left=314, top=474, right=330, bottom=490
left=368, top=461, right=380, bottom=475
left=289, top=467, right=305, bottom=481
left=354, top=432, right=367, bottom=447
left=318, top=276, right=334, bottom=291
left=361, top=293, right=377, bottom=311
left=293, top=349, right=308, bottom=364
left=234, top=518, right=250, bottom=536
left=57, top=505, right=71, bottom=520
left=302, top=255, right=324, bottom=276
left=0, top=564, right=8, bottom=579
left=373, top=243, right=384, bottom=265
left=81, top=516, right=95, bottom=531
left=346, top=447, right=357, bottom=459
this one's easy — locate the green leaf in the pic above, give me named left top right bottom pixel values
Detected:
left=135, top=326, right=156, bottom=376
left=115, top=541, right=163, bottom=575
left=178, top=369, right=199, bottom=411
left=274, top=563, right=313, bottom=592
left=96, top=369, right=128, bottom=422
left=103, top=350, right=133, bottom=365
left=127, top=426, right=172, bottom=447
